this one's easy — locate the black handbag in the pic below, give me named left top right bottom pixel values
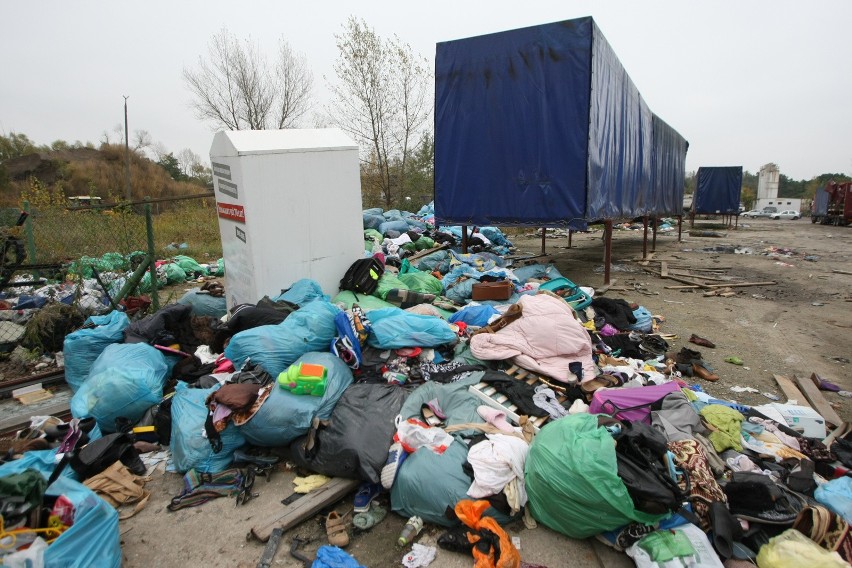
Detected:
left=70, top=433, right=145, bottom=480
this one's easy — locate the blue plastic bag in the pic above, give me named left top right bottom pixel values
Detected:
left=273, top=278, right=330, bottom=306
left=448, top=304, right=499, bottom=327
left=225, top=301, right=340, bottom=377
left=628, top=306, right=653, bottom=333
left=312, top=546, right=365, bottom=568
left=815, top=476, right=852, bottom=524
left=378, top=219, right=410, bottom=235
left=63, top=311, right=130, bottom=393
left=511, top=263, right=564, bottom=283
left=70, top=343, right=169, bottom=433
left=367, top=308, right=458, bottom=349
left=362, top=213, right=384, bottom=230
left=0, top=464, right=120, bottom=568
left=239, top=352, right=353, bottom=446
left=170, top=382, right=246, bottom=473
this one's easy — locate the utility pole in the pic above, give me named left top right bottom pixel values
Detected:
left=123, top=95, right=131, bottom=201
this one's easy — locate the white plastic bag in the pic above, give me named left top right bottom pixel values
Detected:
left=396, top=417, right=454, bottom=454
left=626, top=524, right=723, bottom=568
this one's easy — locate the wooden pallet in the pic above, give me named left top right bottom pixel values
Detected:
left=468, top=364, right=570, bottom=431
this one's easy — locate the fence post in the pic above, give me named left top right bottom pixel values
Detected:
left=145, top=202, right=160, bottom=311
left=22, top=201, right=39, bottom=279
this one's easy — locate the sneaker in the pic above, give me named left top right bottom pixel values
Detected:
left=353, top=482, right=382, bottom=513
left=380, top=442, right=408, bottom=490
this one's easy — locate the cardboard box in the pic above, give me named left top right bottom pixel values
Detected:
left=770, top=403, right=827, bottom=438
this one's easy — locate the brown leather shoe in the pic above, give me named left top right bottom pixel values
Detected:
left=689, top=334, right=716, bottom=348
left=693, top=361, right=720, bottom=382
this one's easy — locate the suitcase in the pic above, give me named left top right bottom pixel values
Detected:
left=471, top=280, right=514, bottom=301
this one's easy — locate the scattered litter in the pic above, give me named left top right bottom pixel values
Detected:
left=812, top=302, right=825, bottom=307
left=838, top=391, right=852, bottom=398
left=804, top=255, right=820, bottom=262
left=730, top=386, right=758, bottom=393
left=751, top=294, right=766, bottom=299
left=773, top=261, right=794, bottom=267
left=402, top=543, right=436, bottom=568
left=762, top=392, right=780, bottom=401
left=734, top=247, right=754, bottom=254
left=724, top=356, right=744, bottom=366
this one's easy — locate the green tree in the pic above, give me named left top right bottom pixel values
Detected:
left=403, top=132, right=434, bottom=206
left=157, top=153, right=185, bottom=181
left=0, top=132, right=39, bottom=161
left=326, top=16, right=431, bottom=210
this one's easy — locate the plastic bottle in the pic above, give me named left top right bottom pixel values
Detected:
left=397, top=515, right=423, bottom=546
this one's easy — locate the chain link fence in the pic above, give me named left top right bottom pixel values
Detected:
left=0, top=194, right=221, bottom=359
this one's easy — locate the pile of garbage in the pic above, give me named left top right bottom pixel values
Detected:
left=0, top=252, right=225, bottom=358
left=1, top=205, right=850, bottom=568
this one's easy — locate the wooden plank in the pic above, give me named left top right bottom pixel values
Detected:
left=249, top=477, right=360, bottom=542
left=659, top=261, right=668, bottom=278
left=773, top=374, right=812, bottom=408
left=706, top=281, right=776, bottom=288
left=831, top=269, right=852, bottom=276
left=406, top=242, right=449, bottom=262
left=794, top=374, right=844, bottom=428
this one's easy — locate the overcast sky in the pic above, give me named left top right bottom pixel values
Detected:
left=2, top=1, right=850, bottom=180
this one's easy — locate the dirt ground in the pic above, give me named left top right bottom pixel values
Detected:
left=119, top=217, right=852, bottom=568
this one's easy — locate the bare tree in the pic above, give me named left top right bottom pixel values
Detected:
left=326, top=17, right=431, bottom=209
left=184, top=29, right=313, bottom=131
left=176, top=148, right=202, bottom=177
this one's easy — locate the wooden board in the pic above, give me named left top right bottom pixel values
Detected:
left=794, top=374, right=844, bottom=428
left=249, top=477, right=360, bottom=542
left=773, top=374, right=812, bottom=408
left=14, top=390, right=54, bottom=405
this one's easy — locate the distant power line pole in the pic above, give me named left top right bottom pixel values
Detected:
left=123, top=95, right=131, bottom=201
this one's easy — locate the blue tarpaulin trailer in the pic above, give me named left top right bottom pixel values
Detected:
left=694, top=166, right=743, bottom=215
left=434, top=16, right=687, bottom=227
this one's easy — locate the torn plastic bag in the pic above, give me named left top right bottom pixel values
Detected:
left=238, top=352, right=353, bottom=447
left=525, top=413, right=667, bottom=538
left=70, top=343, right=169, bottom=433
left=224, top=300, right=340, bottom=377
left=290, top=383, right=409, bottom=483
left=170, top=382, right=246, bottom=473
left=391, top=437, right=513, bottom=527
left=63, top=311, right=129, bottom=393
left=0, top=461, right=120, bottom=568
left=367, top=308, right=457, bottom=349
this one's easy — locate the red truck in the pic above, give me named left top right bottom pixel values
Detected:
left=813, top=181, right=852, bottom=226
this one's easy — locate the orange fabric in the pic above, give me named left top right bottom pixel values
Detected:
left=455, top=500, right=521, bottom=568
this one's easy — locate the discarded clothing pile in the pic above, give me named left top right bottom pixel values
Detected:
left=2, top=203, right=850, bottom=568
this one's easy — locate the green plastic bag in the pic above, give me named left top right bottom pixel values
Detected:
left=213, top=258, right=225, bottom=277
left=173, top=255, right=205, bottom=276
left=331, top=291, right=396, bottom=311
left=364, top=229, right=382, bottom=243
left=525, top=413, right=666, bottom=538
left=398, top=272, right=443, bottom=295
left=415, top=236, right=435, bottom=250
left=163, top=262, right=188, bottom=284
left=373, top=272, right=409, bottom=300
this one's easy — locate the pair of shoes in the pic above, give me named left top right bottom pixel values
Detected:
left=326, top=511, right=350, bottom=547
left=693, top=360, right=720, bottom=382
left=353, top=482, right=382, bottom=513
left=690, top=334, right=716, bottom=348
left=380, top=442, right=409, bottom=490
left=667, top=347, right=702, bottom=365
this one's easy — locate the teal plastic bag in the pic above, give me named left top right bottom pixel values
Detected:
left=225, top=300, right=340, bottom=377
left=238, top=352, right=353, bottom=446
left=391, top=439, right=513, bottom=527
left=70, top=343, right=169, bottom=433
left=170, top=382, right=246, bottom=473
left=367, top=308, right=457, bottom=349
left=525, top=413, right=666, bottom=538
left=63, top=311, right=130, bottom=393
left=177, top=288, right=228, bottom=318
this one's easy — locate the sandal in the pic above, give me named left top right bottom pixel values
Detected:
left=580, top=374, right=621, bottom=401
left=326, top=511, right=350, bottom=547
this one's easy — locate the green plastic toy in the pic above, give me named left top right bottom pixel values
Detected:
left=277, top=362, right=328, bottom=396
